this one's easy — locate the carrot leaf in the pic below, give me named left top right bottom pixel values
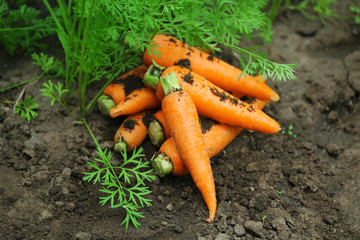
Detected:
left=83, top=146, right=156, bottom=230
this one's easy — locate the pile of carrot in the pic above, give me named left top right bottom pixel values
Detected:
left=98, top=34, right=281, bottom=223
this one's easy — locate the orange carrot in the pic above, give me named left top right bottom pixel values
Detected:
left=143, top=34, right=279, bottom=101
left=114, top=111, right=153, bottom=152
left=160, top=72, right=216, bottom=223
left=109, top=87, right=161, bottom=118
left=144, top=65, right=280, bottom=134
left=148, top=110, right=171, bottom=147
left=98, top=65, right=148, bottom=115
left=151, top=98, right=269, bottom=176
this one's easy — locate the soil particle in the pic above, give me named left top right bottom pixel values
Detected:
left=214, top=233, right=231, bottom=240
left=75, top=232, right=92, bottom=240
left=233, top=224, right=246, bottom=236
left=175, top=59, right=192, bottom=70
left=326, top=143, right=340, bottom=157
left=217, top=217, right=228, bottom=232
left=243, top=221, right=266, bottom=238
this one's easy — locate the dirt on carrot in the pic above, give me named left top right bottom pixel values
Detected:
left=175, top=59, right=192, bottom=70
left=113, top=75, right=145, bottom=96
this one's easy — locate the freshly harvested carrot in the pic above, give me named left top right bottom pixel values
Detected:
left=98, top=65, right=148, bottom=115
left=160, top=72, right=216, bottom=223
left=151, top=98, right=269, bottom=176
left=143, top=34, right=279, bottom=101
left=109, top=88, right=161, bottom=118
left=114, top=111, right=153, bottom=152
left=148, top=110, right=170, bottom=147
left=144, top=65, right=280, bottom=134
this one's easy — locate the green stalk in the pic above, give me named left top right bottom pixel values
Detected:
left=77, top=0, right=95, bottom=117
left=159, top=72, right=181, bottom=96
left=0, top=75, right=42, bottom=92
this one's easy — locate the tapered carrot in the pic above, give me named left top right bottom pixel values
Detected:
left=160, top=72, right=216, bottom=223
left=98, top=65, right=148, bottom=115
left=144, top=65, right=280, bottom=134
left=148, top=110, right=170, bottom=147
left=114, top=111, right=153, bottom=152
left=109, top=88, right=161, bottom=118
left=143, top=34, right=279, bottom=101
left=151, top=98, right=269, bottom=176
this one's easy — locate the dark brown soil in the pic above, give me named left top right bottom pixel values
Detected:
left=1, top=3, right=360, bottom=240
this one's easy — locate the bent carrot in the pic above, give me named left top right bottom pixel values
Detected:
left=145, top=65, right=280, bottom=134
left=160, top=72, right=216, bottom=223
left=143, top=34, right=279, bottom=101
left=98, top=65, right=148, bottom=115
left=151, top=98, right=269, bottom=176
left=114, top=111, right=153, bottom=152
left=109, top=87, right=161, bottom=118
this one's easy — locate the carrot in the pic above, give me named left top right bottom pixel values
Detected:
left=148, top=109, right=170, bottom=147
left=109, top=87, right=161, bottom=118
left=114, top=111, right=153, bottom=152
left=151, top=98, right=269, bottom=176
left=144, top=65, right=280, bottom=134
left=98, top=65, right=148, bottom=115
left=160, top=72, right=216, bottom=223
left=143, top=34, right=279, bottom=101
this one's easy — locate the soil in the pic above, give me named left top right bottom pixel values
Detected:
left=1, top=3, right=360, bottom=240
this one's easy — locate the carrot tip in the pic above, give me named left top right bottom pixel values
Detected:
left=270, top=93, right=280, bottom=102
left=206, top=215, right=214, bottom=223
left=151, top=152, right=173, bottom=177
left=98, top=95, right=116, bottom=115
left=148, top=121, right=165, bottom=147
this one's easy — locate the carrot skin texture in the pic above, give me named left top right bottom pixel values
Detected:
left=156, top=66, right=280, bottom=134
left=159, top=99, right=269, bottom=176
left=162, top=90, right=216, bottom=223
left=114, top=111, right=149, bottom=151
left=109, top=88, right=161, bottom=118
left=103, top=65, right=148, bottom=104
left=143, top=34, right=279, bottom=101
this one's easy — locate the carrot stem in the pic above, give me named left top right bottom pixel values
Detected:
left=114, top=137, right=128, bottom=153
left=97, top=95, right=116, bottom=115
left=151, top=153, right=173, bottom=177
left=143, top=60, right=165, bottom=88
left=148, top=120, right=165, bottom=147
left=159, top=72, right=181, bottom=96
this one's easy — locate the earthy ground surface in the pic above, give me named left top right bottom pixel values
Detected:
left=1, top=3, right=360, bottom=240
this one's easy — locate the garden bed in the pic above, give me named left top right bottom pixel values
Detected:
left=1, top=4, right=360, bottom=240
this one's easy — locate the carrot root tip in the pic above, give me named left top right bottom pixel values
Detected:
left=148, top=121, right=165, bottom=147
left=270, top=93, right=280, bottom=102
left=151, top=152, right=173, bottom=177
left=98, top=95, right=116, bottom=115
left=114, top=139, right=127, bottom=153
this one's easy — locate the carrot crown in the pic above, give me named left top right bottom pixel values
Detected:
left=159, top=72, right=181, bottom=96
left=143, top=60, right=165, bottom=89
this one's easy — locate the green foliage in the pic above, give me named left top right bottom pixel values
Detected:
left=350, top=4, right=360, bottom=25
left=83, top=147, right=156, bottom=229
left=282, top=124, right=297, bottom=138
left=0, top=0, right=56, bottom=55
left=32, top=52, right=65, bottom=77
left=40, top=0, right=297, bottom=118
left=14, top=96, right=40, bottom=122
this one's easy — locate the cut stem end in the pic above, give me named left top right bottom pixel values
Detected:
left=151, top=152, right=173, bottom=177
left=98, top=95, right=116, bottom=115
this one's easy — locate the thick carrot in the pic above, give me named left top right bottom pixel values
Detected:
left=148, top=110, right=170, bottom=147
left=114, top=111, right=153, bottom=152
left=98, top=65, right=148, bottom=115
left=109, top=88, right=161, bottom=118
left=143, top=34, right=279, bottom=101
left=145, top=65, right=280, bottom=134
left=151, top=98, right=269, bottom=176
left=160, top=72, right=216, bottom=223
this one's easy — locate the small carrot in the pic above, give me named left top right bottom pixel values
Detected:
left=148, top=109, right=170, bottom=147
left=114, top=111, right=153, bottom=152
left=160, top=72, right=216, bottom=223
left=144, top=65, right=280, bottom=134
left=109, top=87, right=161, bottom=118
left=143, top=34, right=279, bottom=101
left=151, top=98, right=269, bottom=176
left=98, top=65, right=148, bottom=115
